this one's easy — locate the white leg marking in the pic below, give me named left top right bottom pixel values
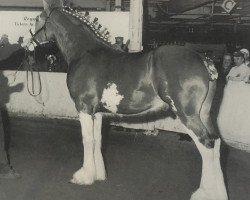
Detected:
left=93, top=113, right=106, bottom=181
left=185, top=128, right=228, bottom=200
left=70, top=112, right=96, bottom=185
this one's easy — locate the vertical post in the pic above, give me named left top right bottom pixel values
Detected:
left=115, top=0, right=122, bottom=11
left=106, top=0, right=111, bottom=11
left=129, top=0, right=143, bottom=52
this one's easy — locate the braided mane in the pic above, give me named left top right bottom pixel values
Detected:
left=61, top=6, right=112, bottom=46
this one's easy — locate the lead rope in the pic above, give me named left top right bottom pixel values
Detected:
left=7, top=59, right=24, bottom=85
left=25, top=49, right=43, bottom=98
left=8, top=49, right=43, bottom=99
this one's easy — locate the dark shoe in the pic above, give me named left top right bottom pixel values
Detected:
left=0, top=163, right=21, bottom=179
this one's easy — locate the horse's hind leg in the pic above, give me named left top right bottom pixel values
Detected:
left=70, top=112, right=96, bottom=185
left=163, top=79, right=227, bottom=199
left=185, top=128, right=228, bottom=200
left=177, top=81, right=227, bottom=200
left=178, top=80, right=218, bottom=148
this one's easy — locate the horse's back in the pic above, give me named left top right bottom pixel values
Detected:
left=152, top=45, right=210, bottom=88
left=152, top=45, right=207, bottom=75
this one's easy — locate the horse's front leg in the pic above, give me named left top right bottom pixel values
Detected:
left=186, top=129, right=228, bottom=200
left=93, top=113, right=106, bottom=181
left=70, top=112, right=96, bottom=185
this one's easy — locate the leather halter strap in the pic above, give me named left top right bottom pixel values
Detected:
left=29, top=7, right=59, bottom=46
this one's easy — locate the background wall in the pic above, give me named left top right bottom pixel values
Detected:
left=0, top=11, right=129, bottom=44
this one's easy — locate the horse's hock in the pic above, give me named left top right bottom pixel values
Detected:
left=1, top=70, right=250, bottom=152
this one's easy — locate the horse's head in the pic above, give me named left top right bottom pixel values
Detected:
left=32, top=0, right=63, bottom=45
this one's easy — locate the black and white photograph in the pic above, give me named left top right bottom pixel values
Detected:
left=0, top=0, right=250, bottom=200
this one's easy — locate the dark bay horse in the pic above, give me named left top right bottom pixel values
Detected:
left=30, top=1, right=228, bottom=199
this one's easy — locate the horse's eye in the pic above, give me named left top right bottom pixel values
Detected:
left=36, top=16, right=39, bottom=22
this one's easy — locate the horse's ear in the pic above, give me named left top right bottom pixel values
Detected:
left=43, top=0, right=63, bottom=15
left=43, top=0, right=50, bottom=15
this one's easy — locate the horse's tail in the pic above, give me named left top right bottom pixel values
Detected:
left=199, top=58, right=219, bottom=140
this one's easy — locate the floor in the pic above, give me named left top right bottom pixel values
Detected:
left=0, top=117, right=249, bottom=200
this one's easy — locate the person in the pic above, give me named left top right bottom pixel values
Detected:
left=17, top=37, right=24, bottom=45
left=112, top=37, right=129, bottom=52
left=0, top=72, right=23, bottom=179
left=218, top=51, right=250, bottom=143
left=112, top=37, right=124, bottom=51
left=221, top=53, right=233, bottom=77
left=226, top=51, right=250, bottom=82
left=0, top=34, right=10, bottom=47
left=240, top=48, right=250, bottom=66
left=0, top=34, right=25, bottom=70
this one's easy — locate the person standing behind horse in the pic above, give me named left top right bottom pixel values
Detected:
left=226, top=51, right=250, bottom=82
left=240, top=48, right=250, bottom=67
left=112, top=37, right=129, bottom=52
left=222, top=53, right=233, bottom=76
left=218, top=50, right=250, bottom=142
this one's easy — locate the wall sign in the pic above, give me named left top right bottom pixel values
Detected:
left=221, top=0, right=236, bottom=13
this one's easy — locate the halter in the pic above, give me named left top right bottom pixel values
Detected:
left=29, top=7, right=59, bottom=46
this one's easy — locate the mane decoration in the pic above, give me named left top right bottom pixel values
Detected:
left=62, top=6, right=112, bottom=45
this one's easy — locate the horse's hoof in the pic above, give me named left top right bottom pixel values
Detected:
left=95, top=171, right=106, bottom=181
left=70, top=167, right=95, bottom=185
left=191, top=188, right=228, bottom=200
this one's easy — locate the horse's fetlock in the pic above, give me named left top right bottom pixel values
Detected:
left=199, top=137, right=215, bottom=149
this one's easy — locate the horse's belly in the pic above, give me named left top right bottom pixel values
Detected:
left=117, top=91, right=159, bottom=114
left=100, top=82, right=160, bottom=114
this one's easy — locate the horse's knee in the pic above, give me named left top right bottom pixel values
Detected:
left=79, top=112, right=94, bottom=142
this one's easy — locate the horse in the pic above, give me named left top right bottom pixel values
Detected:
left=29, top=1, right=228, bottom=199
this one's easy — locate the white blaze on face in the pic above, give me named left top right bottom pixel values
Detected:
left=101, top=83, right=124, bottom=113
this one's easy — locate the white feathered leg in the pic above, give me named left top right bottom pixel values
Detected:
left=93, top=113, right=106, bottom=181
left=185, top=128, right=228, bottom=200
left=70, top=112, right=96, bottom=185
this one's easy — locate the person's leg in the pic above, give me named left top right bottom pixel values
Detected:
left=0, top=111, right=20, bottom=179
left=0, top=111, right=7, bottom=164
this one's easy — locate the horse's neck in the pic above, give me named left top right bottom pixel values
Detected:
left=51, top=12, right=105, bottom=65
